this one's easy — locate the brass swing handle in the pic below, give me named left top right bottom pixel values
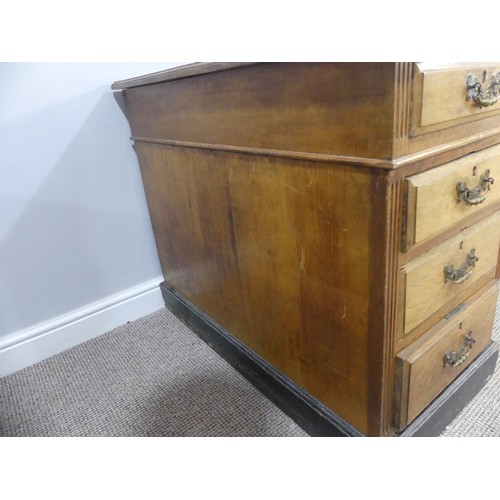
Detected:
left=443, top=331, right=476, bottom=368
left=466, top=72, right=500, bottom=108
left=456, top=169, right=494, bottom=205
left=444, top=248, right=478, bottom=284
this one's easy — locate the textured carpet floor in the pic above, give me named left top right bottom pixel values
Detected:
left=0, top=307, right=307, bottom=437
left=1, top=300, right=499, bottom=437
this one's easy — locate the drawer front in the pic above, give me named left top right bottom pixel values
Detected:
left=412, top=63, right=500, bottom=135
left=402, top=211, right=500, bottom=335
left=397, top=281, right=498, bottom=427
left=405, top=143, right=500, bottom=246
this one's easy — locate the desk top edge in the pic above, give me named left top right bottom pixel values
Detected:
left=111, top=62, right=413, bottom=90
left=111, top=62, right=260, bottom=90
left=112, top=62, right=500, bottom=90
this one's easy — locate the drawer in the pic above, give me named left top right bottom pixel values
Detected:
left=405, top=143, right=500, bottom=247
left=401, top=211, right=500, bottom=335
left=396, top=280, right=498, bottom=427
left=412, top=63, right=500, bottom=136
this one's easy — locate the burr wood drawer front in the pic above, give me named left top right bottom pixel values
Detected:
left=405, top=143, right=500, bottom=247
left=412, top=63, right=500, bottom=136
left=396, top=280, right=498, bottom=427
left=401, top=210, right=500, bottom=336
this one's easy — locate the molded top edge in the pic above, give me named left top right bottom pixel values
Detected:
left=111, top=62, right=260, bottom=90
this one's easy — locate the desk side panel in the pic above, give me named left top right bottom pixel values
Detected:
left=123, top=63, right=395, bottom=161
left=134, top=142, right=390, bottom=435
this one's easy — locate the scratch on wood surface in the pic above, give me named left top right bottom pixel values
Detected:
left=264, top=174, right=331, bottom=224
left=341, top=303, right=347, bottom=320
left=299, top=246, right=306, bottom=274
left=321, top=362, right=350, bottom=380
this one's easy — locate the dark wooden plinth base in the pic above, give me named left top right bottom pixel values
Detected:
left=160, top=282, right=499, bottom=437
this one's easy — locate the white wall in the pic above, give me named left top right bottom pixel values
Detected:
left=0, top=62, right=187, bottom=375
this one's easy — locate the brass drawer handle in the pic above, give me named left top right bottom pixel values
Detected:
left=466, top=72, right=500, bottom=108
left=456, top=169, right=494, bottom=205
left=443, top=331, right=476, bottom=368
left=444, top=248, right=478, bottom=284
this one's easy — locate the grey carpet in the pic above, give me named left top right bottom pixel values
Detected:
left=0, top=307, right=307, bottom=437
left=1, top=299, right=499, bottom=437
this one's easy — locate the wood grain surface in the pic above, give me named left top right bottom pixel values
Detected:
left=134, top=142, right=390, bottom=435
left=123, top=63, right=396, bottom=161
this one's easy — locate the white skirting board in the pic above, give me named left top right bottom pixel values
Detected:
left=0, top=278, right=165, bottom=378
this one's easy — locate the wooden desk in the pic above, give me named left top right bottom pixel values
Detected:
left=113, top=63, right=500, bottom=436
